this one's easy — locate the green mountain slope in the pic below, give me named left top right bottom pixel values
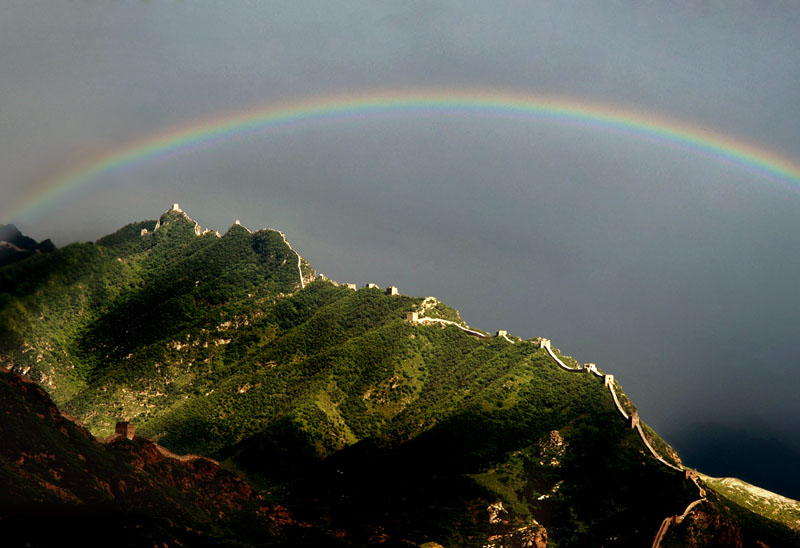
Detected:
left=1, top=205, right=797, bottom=547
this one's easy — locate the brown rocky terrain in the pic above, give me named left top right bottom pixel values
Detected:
left=0, top=366, right=326, bottom=547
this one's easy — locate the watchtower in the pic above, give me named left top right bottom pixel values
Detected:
left=115, top=421, right=135, bottom=439
left=684, top=469, right=698, bottom=481
left=406, top=311, right=418, bottom=322
left=386, top=286, right=399, bottom=295
left=538, top=338, right=551, bottom=350
left=171, top=203, right=181, bottom=212
left=604, top=374, right=614, bottom=387
left=496, top=330, right=508, bottom=337
left=584, top=363, right=597, bottom=374
left=627, top=410, right=639, bottom=429
left=346, top=283, right=357, bottom=290
left=365, top=283, right=379, bottom=289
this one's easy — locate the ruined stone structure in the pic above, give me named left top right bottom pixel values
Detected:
left=115, top=421, right=135, bottom=439
left=627, top=410, right=640, bottom=429
left=406, top=311, right=418, bottom=322
left=386, top=286, right=399, bottom=295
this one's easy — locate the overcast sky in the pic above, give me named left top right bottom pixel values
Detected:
left=2, top=1, right=800, bottom=496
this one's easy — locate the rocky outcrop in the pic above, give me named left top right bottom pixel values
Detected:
left=671, top=508, right=744, bottom=548
left=485, top=501, right=548, bottom=547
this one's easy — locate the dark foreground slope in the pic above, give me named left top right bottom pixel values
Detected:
left=0, top=206, right=798, bottom=547
left=0, top=366, right=337, bottom=547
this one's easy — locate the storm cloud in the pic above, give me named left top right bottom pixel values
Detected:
left=2, top=1, right=799, bottom=496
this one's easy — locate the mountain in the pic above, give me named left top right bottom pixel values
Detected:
left=0, top=224, right=55, bottom=267
left=0, top=204, right=797, bottom=547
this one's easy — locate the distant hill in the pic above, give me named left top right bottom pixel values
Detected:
left=0, top=224, right=54, bottom=267
left=0, top=204, right=797, bottom=547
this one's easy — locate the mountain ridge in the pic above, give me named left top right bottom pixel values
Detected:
left=0, top=223, right=55, bottom=268
left=1, top=204, right=797, bottom=547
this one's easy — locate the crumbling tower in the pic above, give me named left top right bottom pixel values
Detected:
left=115, top=421, right=135, bottom=439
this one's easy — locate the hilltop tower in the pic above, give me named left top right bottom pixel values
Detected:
left=537, top=338, right=551, bottom=350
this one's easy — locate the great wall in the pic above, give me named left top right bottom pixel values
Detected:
left=405, top=305, right=707, bottom=548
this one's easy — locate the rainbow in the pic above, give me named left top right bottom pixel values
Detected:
left=11, top=89, right=800, bottom=221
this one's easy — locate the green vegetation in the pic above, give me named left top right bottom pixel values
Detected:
left=2, top=206, right=797, bottom=546
left=699, top=476, right=800, bottom=533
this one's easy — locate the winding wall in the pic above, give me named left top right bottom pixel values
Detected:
left=544, top=339, right=704, bottom=547
left=514, top=330, right=705, bottom=546
left=543, top=340, right=682, bottom=471
left=607, top=382, right=630, bottom=420
left=543, top=344, right=583, bottom=373
left=636, top=422, right=683, bottom=472
left=651, top=497, right=707, bottom=548
left=414, top=316, right=489, bottom=338
left=408, top=312, right=706, bottom=547
left=274, top=230, right=306, bottom=289
left=155, top=443, right=220, bottom=465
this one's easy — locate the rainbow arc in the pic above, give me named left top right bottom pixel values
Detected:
left=11, top=89, right=800, bottom=221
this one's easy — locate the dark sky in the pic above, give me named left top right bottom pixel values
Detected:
left=3, top=1, right=800, bottom=497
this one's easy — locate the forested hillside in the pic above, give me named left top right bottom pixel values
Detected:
left=1, top=206, right=797, bottom=547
